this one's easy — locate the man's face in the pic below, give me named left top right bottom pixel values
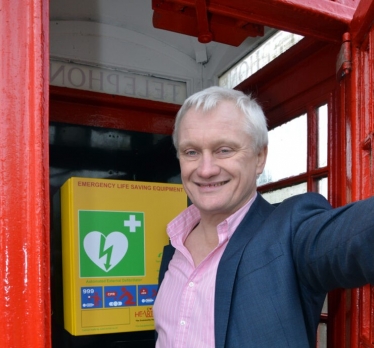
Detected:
left=177, top=100, right=267, bottom=220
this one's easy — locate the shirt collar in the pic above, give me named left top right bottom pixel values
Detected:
left=167, top=193, right=257, bottom=246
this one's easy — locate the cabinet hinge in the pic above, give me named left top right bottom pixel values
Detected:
left=336, top=32, right=352, bottom=81
left=362, top=132, right=374, bottom=151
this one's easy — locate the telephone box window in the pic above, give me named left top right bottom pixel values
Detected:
left=318, top=104, right=328, bottom=168
left=261, top=182, right=307, bottom=205
left=258, top=114, right=307, bottom=186
left=219, top=31, right=303, bottom=89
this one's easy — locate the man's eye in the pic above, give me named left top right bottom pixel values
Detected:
left=218, top=148, right=232, bottom=154
left=185, top=150, right=197, bottom=156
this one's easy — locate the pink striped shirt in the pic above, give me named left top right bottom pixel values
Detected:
left=154, top=194, right=256, bottom=348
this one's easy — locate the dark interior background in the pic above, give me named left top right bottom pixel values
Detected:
left=50, top=121, right=180, bottom=348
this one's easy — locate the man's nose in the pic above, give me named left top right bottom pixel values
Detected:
left=196, top=153, right=220, bottom=177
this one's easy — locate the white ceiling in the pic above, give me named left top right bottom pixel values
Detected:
left=50, top=1, right=219, bottom=63
left=49, top=0, right=275, bottom=83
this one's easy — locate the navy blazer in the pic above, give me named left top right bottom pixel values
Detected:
left=158, top=193, right=374, bottom=347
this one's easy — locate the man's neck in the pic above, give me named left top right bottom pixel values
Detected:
left=184, top=221, right=219, bottom=267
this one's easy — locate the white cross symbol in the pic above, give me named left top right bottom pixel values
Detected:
left=124, top=215, right=142, bottom=232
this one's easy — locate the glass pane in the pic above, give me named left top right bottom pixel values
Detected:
left=262, top=182, right=307, bottom=204
left=317, top=177, right=328, bottom=199
left=219, top=31, right=303, bottom=88
left=257, top=114, right=307, bottom=185
left=318, top=104, right=328, bottom=168
left=322, top=296, right=328, bottom=314
left=316, top=323, right=327, bottom=348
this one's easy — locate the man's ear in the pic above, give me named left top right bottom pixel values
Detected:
left=256, top=146, right=268, bottom=175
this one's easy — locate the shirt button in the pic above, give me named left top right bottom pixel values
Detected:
left=180, top=320, right=186, bottom=326
left=189, top=282, right=194, bottom=287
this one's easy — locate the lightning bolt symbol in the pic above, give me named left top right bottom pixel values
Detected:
left=99, top=234, right=113, bottom=271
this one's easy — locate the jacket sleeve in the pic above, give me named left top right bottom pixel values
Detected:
left=289, top=193, right=374, bottom=293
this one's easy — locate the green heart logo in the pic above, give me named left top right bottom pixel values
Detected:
left=84, top=231, right=128, bottom=272
left=79, top=210, right=145, bottom=277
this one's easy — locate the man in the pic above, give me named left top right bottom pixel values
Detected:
left=153, top=86, right=374, bottom=348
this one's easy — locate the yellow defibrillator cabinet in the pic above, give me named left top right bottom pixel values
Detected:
left=60, top=177, right=186, bottom=336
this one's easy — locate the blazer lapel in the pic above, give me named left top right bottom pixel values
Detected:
left=158, top=244, right=176, bottom=285
left=214, top=195, right=274, bottom=348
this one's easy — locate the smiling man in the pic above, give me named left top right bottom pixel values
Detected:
left=178, top=99, right=266, bottom=223
left=153, top=86, right=374, bottom=348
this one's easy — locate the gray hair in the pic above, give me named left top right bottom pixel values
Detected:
left=172, top=86, right=268, bottom=154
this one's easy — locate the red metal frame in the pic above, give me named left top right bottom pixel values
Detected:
left=346, top=1, right=374, bottom=346
left=50, top=86, right=180, bottom=135
left=0, top=0, right=51, bottom=347
left=152, top=0, right=356, bottom=45
left=152, top=0, right=263, bottom=46
left=236, top=37, right=340, bottom=129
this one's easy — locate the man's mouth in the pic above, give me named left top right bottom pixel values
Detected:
left=197, top=180, right=229, bottom=188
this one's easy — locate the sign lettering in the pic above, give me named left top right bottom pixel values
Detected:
left=50, top=60, right=187, bottom=104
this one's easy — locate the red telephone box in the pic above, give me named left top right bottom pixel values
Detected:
left=1, top=0, right=374, bottom=347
